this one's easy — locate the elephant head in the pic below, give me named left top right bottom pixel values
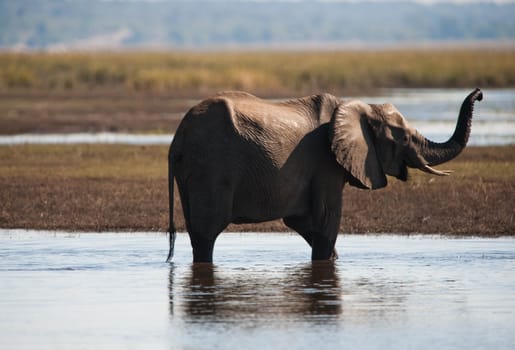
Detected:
left=329, top=88, right=483, bottom=189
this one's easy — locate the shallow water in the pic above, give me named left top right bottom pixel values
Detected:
left=0, top=132, right=173, bottom=145
left=1, top=231, right=514, bottom=349
left=0, top=88, right=513, bottom=146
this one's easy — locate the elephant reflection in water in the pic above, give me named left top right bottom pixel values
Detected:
left=168, top=262, right=342, bottom=323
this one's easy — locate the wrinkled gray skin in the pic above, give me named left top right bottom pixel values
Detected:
left=168, top=88, right=482, bottom=263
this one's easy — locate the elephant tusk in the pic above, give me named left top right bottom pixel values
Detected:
left=421, top=164, right=454, bottom=176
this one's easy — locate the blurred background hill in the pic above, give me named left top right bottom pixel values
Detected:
left=1, top=0, right=514, bottom=51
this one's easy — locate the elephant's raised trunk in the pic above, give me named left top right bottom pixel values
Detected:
left=417, top=88, right=482, bottom=172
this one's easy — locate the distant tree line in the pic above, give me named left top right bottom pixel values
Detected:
left=1, top=0, right=514, bottom=49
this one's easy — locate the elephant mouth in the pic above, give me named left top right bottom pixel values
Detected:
left=398, top=162, right=408, bottom=181
left=387, top=161, right=408, bottom=181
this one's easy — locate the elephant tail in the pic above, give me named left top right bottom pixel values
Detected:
left=166, top=144, right=177, bottom=263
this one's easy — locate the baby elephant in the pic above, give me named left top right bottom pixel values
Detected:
left=167, top=89, right=482, bottom=262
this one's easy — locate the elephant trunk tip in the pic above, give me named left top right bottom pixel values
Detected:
left=417, top=88, right=483, bottom=167
left=473, top=88, right=483, bottom=102
left=453, top=87, right=483, bottom=148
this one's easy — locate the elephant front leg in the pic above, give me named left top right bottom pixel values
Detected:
left=283, top=215, right=339, bottom=261
left=310, top=201, right=342, bottom=261
left=283, top=215, right=314, bottom=248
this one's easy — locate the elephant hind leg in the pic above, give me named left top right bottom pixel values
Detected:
left=185, top=189, right=232, bottom=263
left=190, top=236, right=217, bottom=263
left=187, top=216, right=229, bottom=263
left=188, top=224, right=226, bottom=263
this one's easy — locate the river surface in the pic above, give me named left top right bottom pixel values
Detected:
left=1, top=231, right=514, bottom=350
left=0, top=88, right=513, bottom=146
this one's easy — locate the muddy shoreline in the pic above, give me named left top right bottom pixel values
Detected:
left=0, top=93, right=191, bottom=135
left=0, top=144, right=513, bottom=236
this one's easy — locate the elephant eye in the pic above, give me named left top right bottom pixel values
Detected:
left=402, top=134, right=410, bottom=144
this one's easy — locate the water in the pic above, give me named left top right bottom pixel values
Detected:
left=0, top=132, right=173, bottom=146
left=0, top=88, right=513, bottom=146
left=1, top=230, right=514, bottom=350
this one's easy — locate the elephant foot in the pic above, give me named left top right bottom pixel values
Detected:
left=311, top=236, right=337, bottom=261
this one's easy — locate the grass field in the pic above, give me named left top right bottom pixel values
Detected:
left=0, top=49, right=513, bottom=235
left=0, top=144, right=513, bottom=235
left=1, top=50, right=514, bottom=96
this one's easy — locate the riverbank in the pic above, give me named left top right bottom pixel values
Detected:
left=0, top=144, right=513, bottom=236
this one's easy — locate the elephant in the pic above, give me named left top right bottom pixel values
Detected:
left=167, top=88, right=483, bottom=263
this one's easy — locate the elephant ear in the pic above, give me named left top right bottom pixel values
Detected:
left=329, top=101, right=387, bottom=190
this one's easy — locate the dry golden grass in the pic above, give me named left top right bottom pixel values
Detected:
left=1, top=50, right=514, bottom=96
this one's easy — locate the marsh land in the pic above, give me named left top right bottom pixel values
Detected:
left=0, top=50, right=513, bottom=236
